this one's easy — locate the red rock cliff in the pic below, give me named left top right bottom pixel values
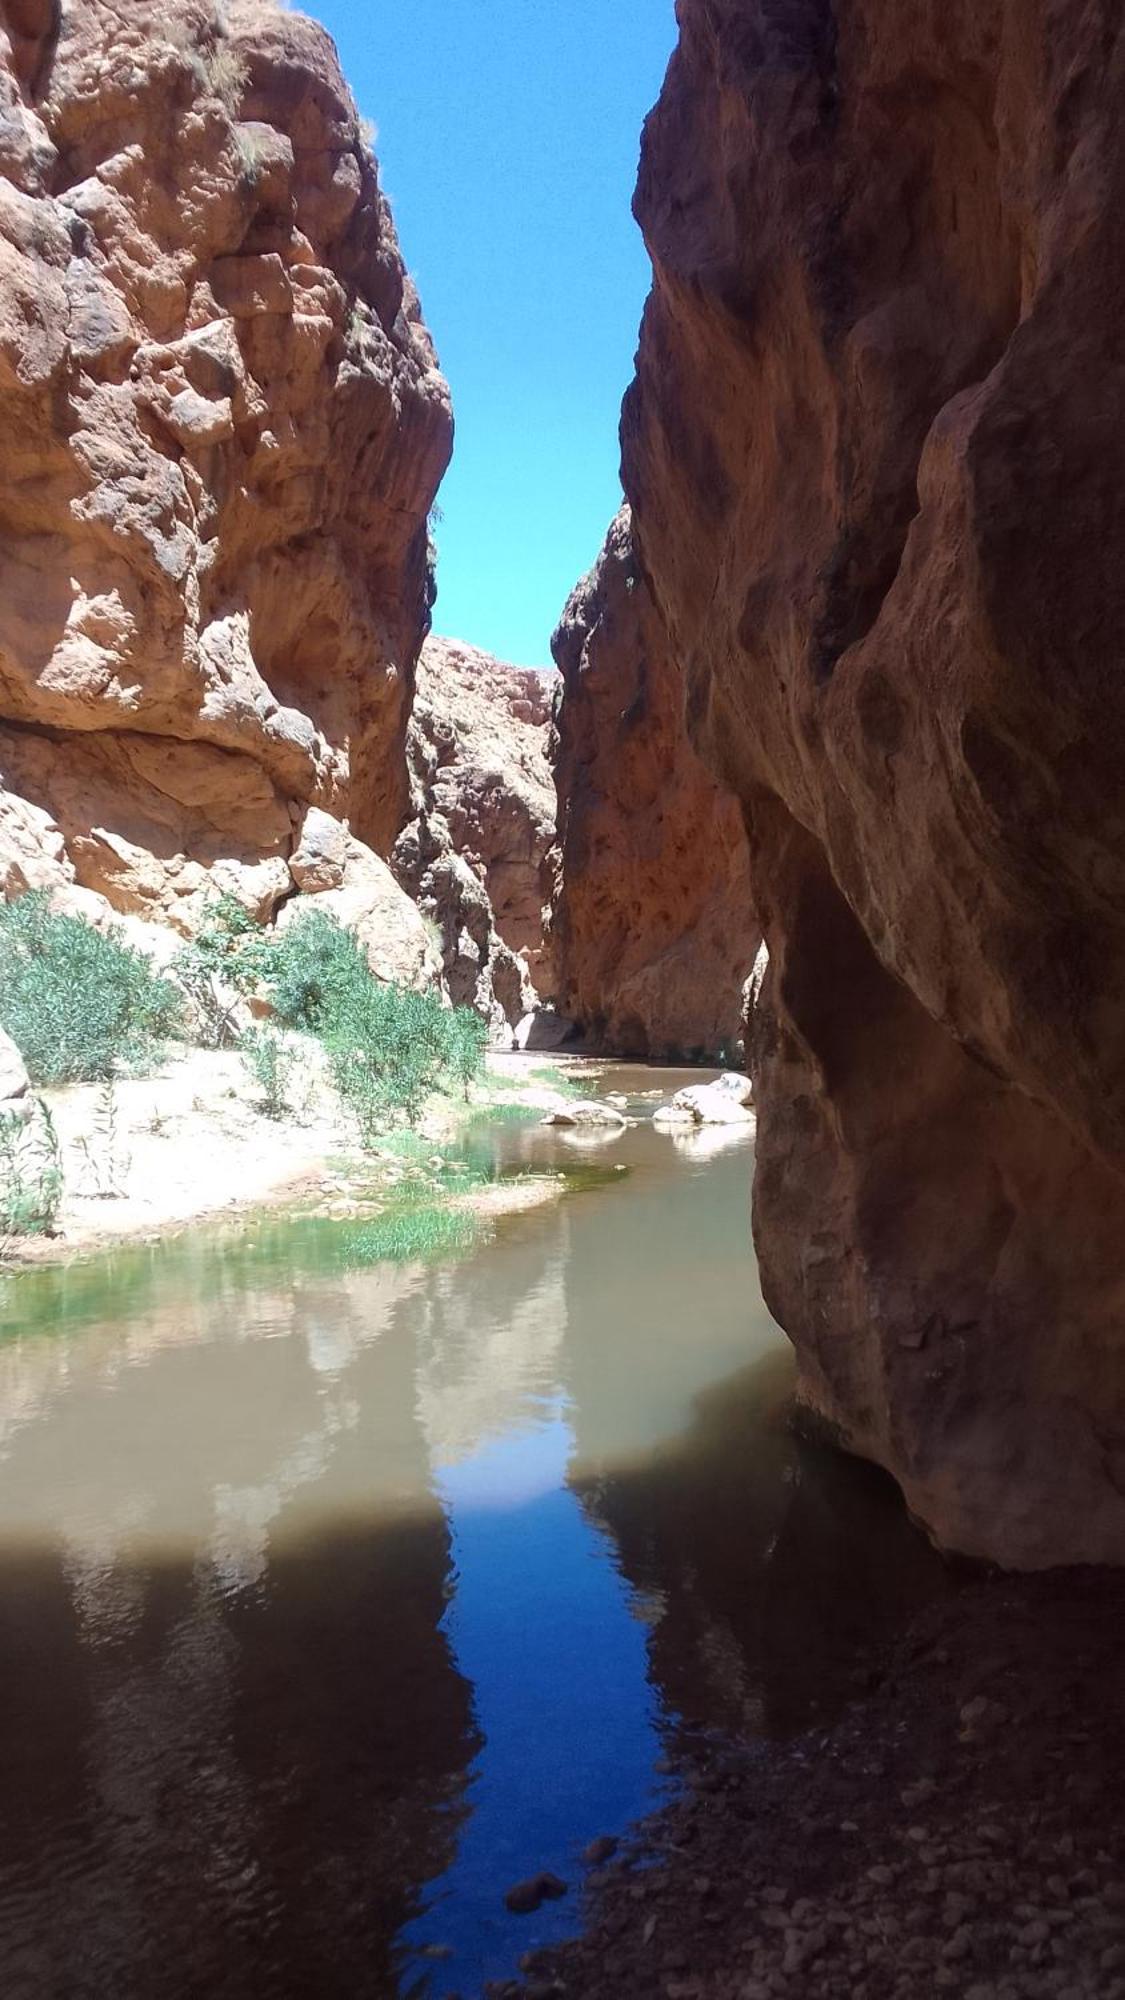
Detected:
left=550, top=506, right=759, bottom=1061
left=0, top=0, right=449, bottom=964
left=626, top=0, right=1125, bottom=1565
left=394, top=635, right=557, bottom=1033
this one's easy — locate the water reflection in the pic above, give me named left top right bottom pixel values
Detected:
left=0, top=1070, right=955, bottom=1999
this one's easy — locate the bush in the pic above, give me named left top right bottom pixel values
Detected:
left=262, top=908, right=489, bottom=1140
left=242, top=1026, right=295, bottom=1120
left=447, top=1007, right=489, bottom=1100
left=173, top=893, right=271, bottom=1048
left=0, top=1100, right=62, bottom=1238
left=0, top=895, right=182, bottom=1086
left=264, top=909, right=370, bottom=1033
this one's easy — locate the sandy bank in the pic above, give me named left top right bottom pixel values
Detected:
left=2, top=1047, right=597, bottom=1267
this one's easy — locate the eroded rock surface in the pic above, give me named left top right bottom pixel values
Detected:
left=550, top=507, right=759, bottom=1061
left=395, top=634, right=557, bottom=1032
left=624, top=0, right=1125, bottom=1564
left=0, top=0, right=449, bottom=956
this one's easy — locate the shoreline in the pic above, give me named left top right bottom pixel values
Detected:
left=0, top=1047, right=602, bottom=1272
left=519, top=1568, right=1125, bottom=2000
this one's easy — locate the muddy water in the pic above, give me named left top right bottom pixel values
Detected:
left=0, top=1068, right=950, bottom=2000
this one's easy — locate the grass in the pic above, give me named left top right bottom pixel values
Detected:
left=341, top=1203, right=486, bottom=1267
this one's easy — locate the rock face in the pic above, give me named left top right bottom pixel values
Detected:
left=550, top=507, right=759, bottom=1061
left=0, top=0, right=449, bottom=959
left=394, top=634, right=557, bottom=1031
left=624, top=0, right=1125, bottom=1565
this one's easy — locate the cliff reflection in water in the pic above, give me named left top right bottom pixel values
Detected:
left=0, top=1081, right=954, bottom=1999
left=0, top=1255, right=480, bottom=1999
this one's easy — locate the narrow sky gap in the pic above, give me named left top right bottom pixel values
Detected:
left=309, top=0, right=679, bottom=668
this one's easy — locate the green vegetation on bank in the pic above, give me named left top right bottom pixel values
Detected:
left=0, top=891, right=493, bottom=1240
left=0, top=1100, right=62, bottom=1238
left=0, top=895, right=180, bottom=1086
left=188, top=899, right=489, bottom=1138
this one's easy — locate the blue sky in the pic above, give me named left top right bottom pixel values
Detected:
left=310, top=1, right=679, bottom=667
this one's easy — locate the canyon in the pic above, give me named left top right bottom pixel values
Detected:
left=1, top=0, right=1124, bottom=1578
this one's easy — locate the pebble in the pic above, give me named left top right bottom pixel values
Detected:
left=584, top=1835, right=619, bottom=1866
left=504, top=1872, right=568, bottom=1915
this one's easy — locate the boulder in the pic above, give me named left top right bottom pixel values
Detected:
left=664, top=1081, right=756, bottom=1128
left=280, top=833, right=442, bottom=993
left=514, top=1009, right=575, bottom=1053
left=541, top=1100, right=627, bottom=1130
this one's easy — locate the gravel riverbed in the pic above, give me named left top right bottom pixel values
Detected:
left=503, top=1570, right=1125, bottom=2000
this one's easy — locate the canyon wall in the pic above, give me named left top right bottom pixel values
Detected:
left=550, top=506, right=759, bottom=1061
left=625, top=0, right=1125, bottom=1565
left=0, top=0, right=448, bottom=975
left=394, top=635, right=557, bottom=1032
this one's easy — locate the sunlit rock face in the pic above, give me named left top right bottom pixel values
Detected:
left=550, top=507, right=759, bottom=1061
left=0, top=0, right=450, bottom=945
left=395, top=635, right=558, bottom=1032
left=626, top=0, right=1125, bottom=1565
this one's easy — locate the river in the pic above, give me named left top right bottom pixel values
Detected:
left=0, top=1067, right=949, bottom=1998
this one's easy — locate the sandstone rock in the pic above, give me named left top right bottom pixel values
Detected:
left=541, top=1101, right=627, bottom=1130
left=395, top=636, right=558, bottom=1031
left=668, top=1081, right=755, bottom=1127
left=0, top=0, right=450, bottom=944
left=549, top=507, right=760, bottom=1061
left=279, top=828, right=441, bottom=993
left=514, top=1008, right=575, bottom=1053
left=625, top=0, right=1125, bottom=1566
left=289, top=806, right=348, bottom=894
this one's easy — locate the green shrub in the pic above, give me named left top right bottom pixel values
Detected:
left=262, top=908, right=489, bottom=1140
left=264, top=909, right=370, bottom=1033
left=0, top=895, right=182, bottom=1086
left=447, top=1006, right=489, bottom=1100
left=74, top=1079, right=130, bottom=1199
left=0, top=1100, right=62, bottom=1238
left=242, top=1026, right=295, bottom=1120
left=174, top=893, right=272, bottom=1048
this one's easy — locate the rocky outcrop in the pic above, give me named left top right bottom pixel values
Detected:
left=550, top=507, right=759, bottom=1061
left=624, top=0, right=1125, bottom=1564
left=394, top=634, right=557, bottom=1031
left=0, top=0, right=449, bottom=964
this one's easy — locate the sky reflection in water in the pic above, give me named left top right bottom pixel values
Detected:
left=0, top=1070, right=952, bottom=1999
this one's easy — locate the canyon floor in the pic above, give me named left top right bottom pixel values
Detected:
left=518, top=1571, right=1125, bottom=2000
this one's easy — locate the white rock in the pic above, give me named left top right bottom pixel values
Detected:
left=541, top=1099, right=627, bottom=1129
left=514, top=1009, right=575, bottom=1052
left=711, top=1070, right=754, bottom=1104
left=653, top=1104, right=697, bottom=1129
left=670, top=1079, right=756, bottom=1126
